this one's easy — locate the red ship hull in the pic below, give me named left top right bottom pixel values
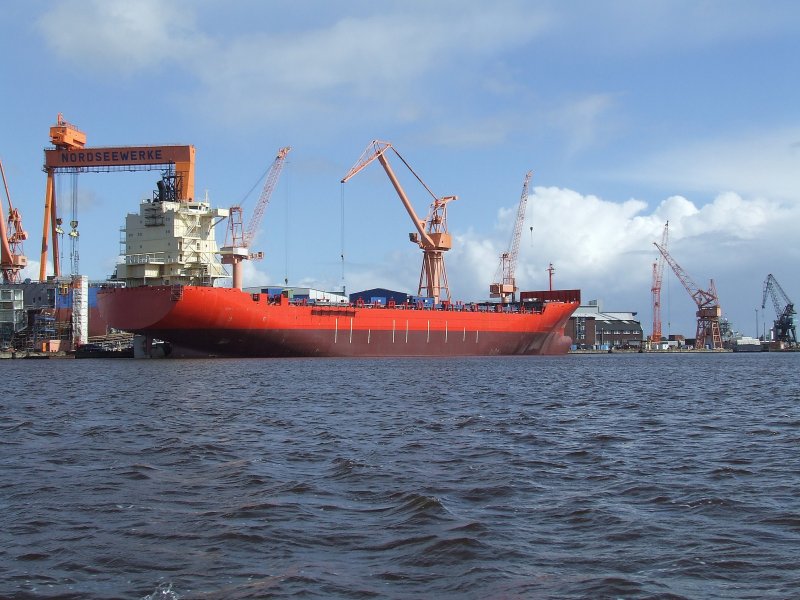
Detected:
left=97, top=285, right=579, bottom=357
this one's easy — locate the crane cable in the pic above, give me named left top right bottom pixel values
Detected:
left=284, top=163, right=290, bottom=286
left=340, top=183, right=346, bottom=292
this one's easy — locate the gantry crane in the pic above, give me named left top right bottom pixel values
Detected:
left=490, top=171, right=531, bottom=303
left=761, top=274, right=796, bottom=345
left=655, top=242, right=723, bottom=349
left=341, top=141, right=455, bottom=304
left=220, top=146, right=291, bottom=290
left=0, top=157, right=28, bottom=283
left=650, top=221, right=669, bottom=345
left=41, top=114, right=196, bottom=281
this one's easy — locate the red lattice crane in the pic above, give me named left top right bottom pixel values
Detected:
left=0, top=157, right=28, bottom=283
left=341, top=140, right=455, bottom=304
left=490, top=171, right=532, bottom=303
left=220, top=146, right=291, bottom=290
left=654, top=241, right=723, bottom=350
left=650, top=221, right=669, bottom=345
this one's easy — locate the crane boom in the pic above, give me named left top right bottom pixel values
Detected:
left=654, top=241, right=722, bottom=349
left=506, top=171, right=531, bottom=284
left=654, top=242, right=716, bottom=308
left=342, top=140, right=435, bottom=247
left=243, top=147, right=291, bottom=248
left=221, top=146, right=291, bottom=290
left=341, top=140, right=454, bottom=303
left=0, top=157, right=28, bottom=283
left=490, top=171, right=532, bottom=302
left=650, top=221, right=669, bottom=344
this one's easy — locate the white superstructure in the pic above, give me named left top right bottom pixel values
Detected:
left=114, top=199, right=229, bottom=287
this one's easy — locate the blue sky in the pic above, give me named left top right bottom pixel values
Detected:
left=2, top=0, right=799, bottom=339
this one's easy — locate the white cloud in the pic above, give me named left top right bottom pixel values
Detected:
left=550, top=93, right=620, bottom=156
left=238, top=258, right=272, bottom=289
left=35, top=2, right=548, bottom=125
left=399, top=186, right=800, bottom=337
left=37, top=0, right=206, bottom=74
left=19, top=258, right=48, bottom=283
left=194, top=7, right=547, bottom=124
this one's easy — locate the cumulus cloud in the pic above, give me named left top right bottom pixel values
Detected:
left=238, top=258, right=272, bottom=289
left=19, top=259, right=48, bottom=282
left=404, top=186, right=799, bottom=337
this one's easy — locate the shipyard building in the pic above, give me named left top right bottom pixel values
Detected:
left=566, top=300, right=643, bottom=350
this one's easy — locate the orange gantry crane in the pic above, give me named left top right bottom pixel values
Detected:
left=490, top=171, right=532, bottom=303
left=341, top=140, right=455, bottom=304
left=650, top=221, right=669, bottom=345
left=220, top=146, right=291, bottom=290
left=0, top=157, right=28, bottom=283
left=40, top=114, right=196, bottom=281
left=654, top=241, right=723, bottom=350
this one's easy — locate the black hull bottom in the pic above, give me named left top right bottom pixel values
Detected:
left=137, top=326, right=572, bottom=358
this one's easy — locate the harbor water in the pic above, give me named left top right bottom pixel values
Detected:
left=1, top=353, right=798, bottom=599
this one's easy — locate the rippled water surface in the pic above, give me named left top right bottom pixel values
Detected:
left=2, top=353, right=799, bottom=599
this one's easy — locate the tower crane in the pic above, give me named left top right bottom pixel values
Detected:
left=490, top=171, right=532, bottom=303
left=650, top=221, right=669, bottom=345
left=341, top=140, right=455, bottom=304
left=655, top=242, right=723, bottom=349
left=220, top=146, right=291, bottom=290
left=0, top=157, right=28, bottom=283
left=761, top=274, right=796, bottom=345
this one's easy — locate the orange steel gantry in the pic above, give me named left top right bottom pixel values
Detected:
left=650, top=221, right=669, bottom=344
left=0, top=157, right=28, bottom=283
left=40, top=114, right=196, bottom=281
left=490, top=171, right=532, bottom=303
left=654, top=241, right=723, bottom=350
left=341, top=141, right=455, bottom=304
left=221, top=146, right=291, bottom=290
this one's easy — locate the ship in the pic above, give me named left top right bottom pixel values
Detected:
left=99, top=284, right=579, bottom=357
left=97, top=143, right=580, bottom=357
